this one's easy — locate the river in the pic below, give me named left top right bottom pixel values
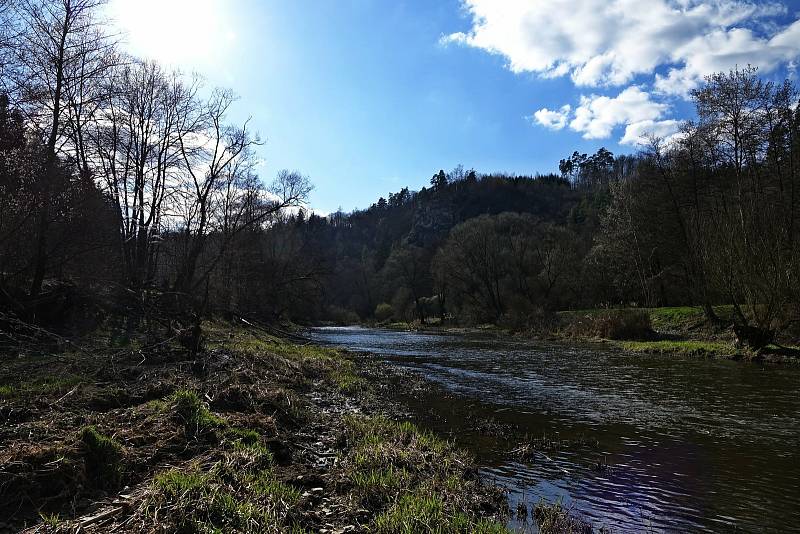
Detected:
left=308, top=326, right=800, bottom=533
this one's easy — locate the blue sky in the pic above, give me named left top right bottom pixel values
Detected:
left=110, top=0, right=800, bottom=213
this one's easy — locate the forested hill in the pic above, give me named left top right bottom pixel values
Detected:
left=264, top=151, right=634, bottom=324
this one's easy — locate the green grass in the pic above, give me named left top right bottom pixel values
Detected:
left=80, top=426, right=124, bottom=488
left=384, top=322, right=416, bottom=330
left=154, top=469, right=256, bottom=531
left=344, top=415, right=448, bottom=456
left=154, top=468, right=209, bottom=496
left=210, top=324, right=334, bottom=363
left=647, top=306, right=704, bottom=330
left=168, top=389, right=227, bottom=434
left=374, top=490, right=510, bottom=534
left=330, top=359, right=368, bottom=394
left=225, top=427, right=261, bottom=445
left=617, top=340, right=738, bottom=357
left=647, top=306, right=733, bottom=331
left=0, top=374, right=83, bottom=399
left=250, top=470, right=302, bottom=507
left=351, top=465, right=411, bottom=496
left=223, top=427, right=274, bottom=469
left=39, top=512, right=61, bottom=528
left=208, top=323, right=368, bottom=396
left=153, top=468, right=273, bottom=533
left=147, top=400, right=310, bottom=533
left=151, top=459, right=306, bottom=533
left=341, top=415, right=507, bottom=531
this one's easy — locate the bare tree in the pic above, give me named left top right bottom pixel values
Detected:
left=436, top=216, right=508, bottom=320
left=692, top=69, right=800, bottom=346
left=385, top=245, right=430, bottom=324
left=90, top=60, right=194, bottom=292
left=8, top=0, right=114, bottom=297
left=172, top=89, right=261, bottom=294
left=0, top=0, right=14, bottom=83
left=173, top=95, right=313, bottom=296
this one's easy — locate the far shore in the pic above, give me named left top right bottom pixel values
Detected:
left=315, top=305, right=800, bottom=365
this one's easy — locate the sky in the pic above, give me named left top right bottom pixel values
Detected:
left=108, top=0, right=800, bottom=214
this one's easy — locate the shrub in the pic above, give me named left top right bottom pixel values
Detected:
left=565, top=309, right=652, bottom=340
left=374, top=303, right=394, bottom=322
left=326, top=305, right=361, bottom=325
left=500, top=301, right=557, bottom=332
left=597, top=309, right=652, bottom=339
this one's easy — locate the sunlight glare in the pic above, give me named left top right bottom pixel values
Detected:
left=109, top=0, right=236, bottom=69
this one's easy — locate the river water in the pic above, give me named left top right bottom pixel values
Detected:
left=308, top=326, right=800, bottom=533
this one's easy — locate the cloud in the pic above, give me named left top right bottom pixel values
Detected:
left=654, top=20, right=800, bottom=94
left=569, top=86, right=667, bottom=139
left=446, top=0, right=800, bottom=94
left=620, top=119, right=683, bottom=145
left=532, top=105, right=571, bottom=130
left=531, top=87, right=683, bottom=144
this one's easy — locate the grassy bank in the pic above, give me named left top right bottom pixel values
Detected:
left=555, top=306, right=800, bottom=362
left=556, top=305, right=734, bottom=337
left=614, top=340, right=739, bottom=358
left=0, top=321, right=516, bottom=533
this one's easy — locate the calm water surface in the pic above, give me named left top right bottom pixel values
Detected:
left=308, top=326, right=800, bottom=533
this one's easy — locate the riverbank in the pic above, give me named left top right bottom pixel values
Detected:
left=373, top=306, right=800, bottom=364
left=0, top=322, right=511, bottom=533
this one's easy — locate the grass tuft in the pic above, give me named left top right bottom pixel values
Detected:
left=80, top=426, right=124, bottom=488
left=0, top=374, right=82, bottom=399
left=218, top=429, right=275, bottom=475
left=351, top=465, right=411, bottom=496
left=150, top=462, right=303, bottom=533
left=250, top=470, right=302, bottom=507
left=39, top=512, right=60, bottom=528
left=168, top=389, right=226, bottom=434
left=374, top=490, right=510, bottom=534
left=152, top=468, right=260, bottom=532
left=533, top=500, right=593, bottom=534
left=341, top=415, right=507, bottom=531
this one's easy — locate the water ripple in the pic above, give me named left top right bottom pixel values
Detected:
left=310, top=327, right=800, bottom=533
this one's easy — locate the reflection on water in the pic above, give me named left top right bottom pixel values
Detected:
left=309, top=326, right=800, bottom=533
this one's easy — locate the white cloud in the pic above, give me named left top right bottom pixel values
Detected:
left=655, top=20, right=800, bottom=94
left=569, top=86, right=667, bottom=139
left=620, top=119, right=683, bottom=145
left=530, top=87, right=682, bottom=144
left=532, top=104, right=571, bottom=130
left=446, top=0, right=800, bottom=94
